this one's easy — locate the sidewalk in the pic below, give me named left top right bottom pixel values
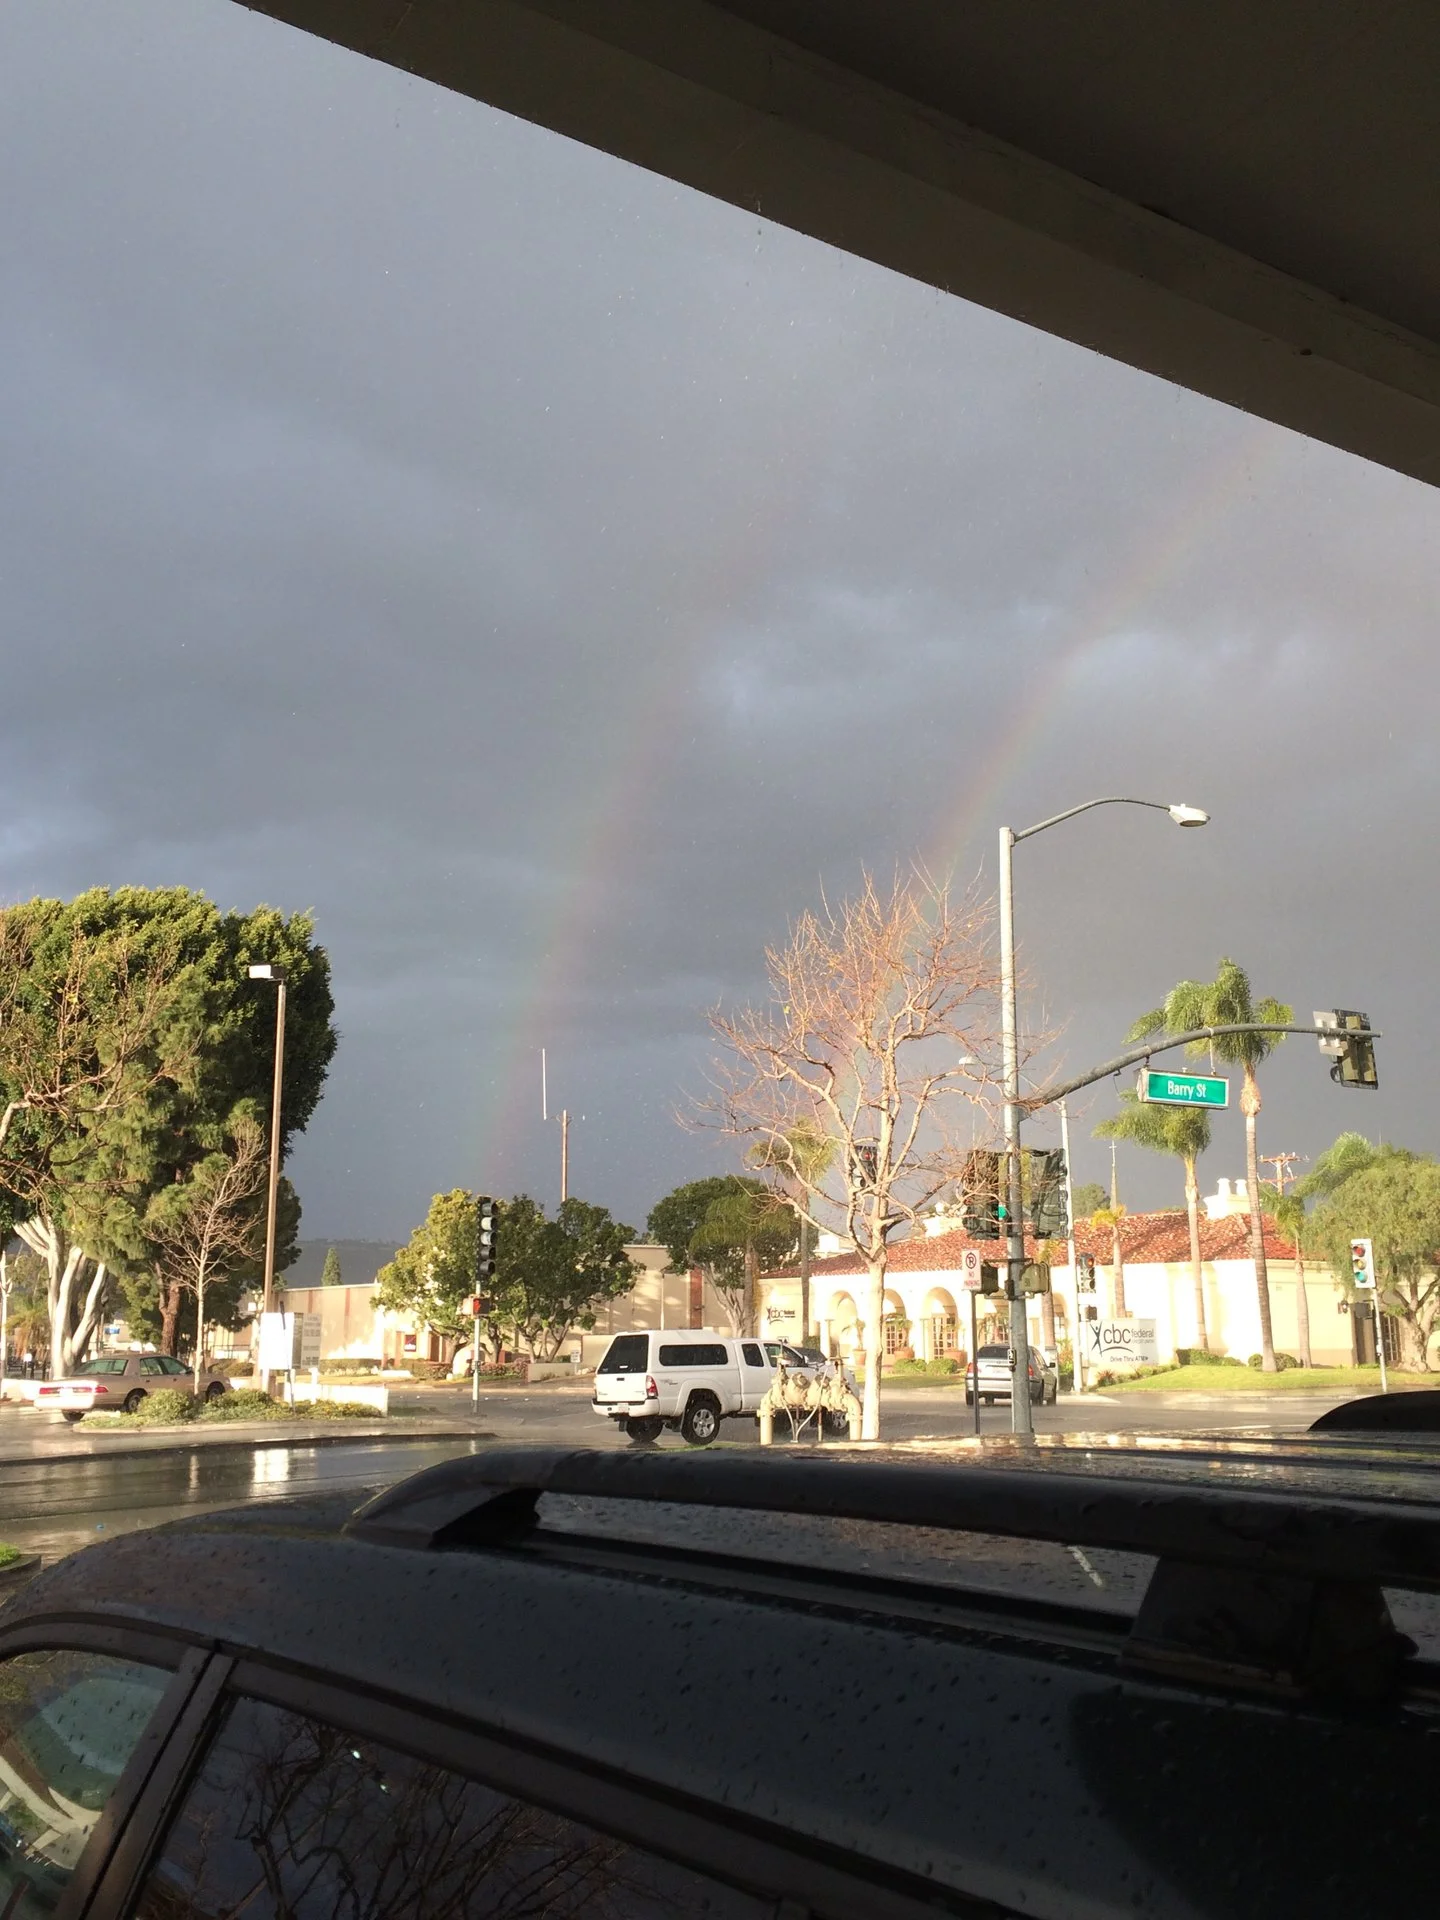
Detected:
left=0, top=1409, right=493, bottom=1468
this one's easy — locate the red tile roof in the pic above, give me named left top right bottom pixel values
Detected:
left=766, top=1210, right=1297, bottom=1281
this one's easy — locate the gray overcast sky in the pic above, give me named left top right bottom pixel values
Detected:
left=2, top=0, right=1436, bottom=1243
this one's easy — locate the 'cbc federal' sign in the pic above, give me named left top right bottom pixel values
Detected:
left=1086, top=1319, right=1159, bottom=1367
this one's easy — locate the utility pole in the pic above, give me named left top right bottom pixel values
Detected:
left=247, top=964, right=287, bottom=1396
left=1260, top=1151, right=1306, bottom=1195
left=542, top=1049, right=572, bottom=1205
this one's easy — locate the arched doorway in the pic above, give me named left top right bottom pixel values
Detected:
left=921, top=1288, right=960, bottom=1362
left=821, top=1291, right=862, bottom=1365
left=882, top=1289, right=911, bottom=1363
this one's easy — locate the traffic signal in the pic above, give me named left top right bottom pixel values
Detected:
left=1076, top=1252, right=1097, bottom=1292
left=1018, top=1262, right=1052, bottom=1295
left=850, top=1143, right=879, bottom=1188
left=1314, top=1010, right=1379, bottom=1089
left=961, top=1150, right=1003, bottom=1238
left=1349, top=1237, right=1376, bottom=1291
left=475, top=1194, right=497, bottom=1285
left=1027, top=1149, right=1068, bottom=1237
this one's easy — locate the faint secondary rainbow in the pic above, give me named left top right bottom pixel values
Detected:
left=924, top=421, right=1288, bottom=879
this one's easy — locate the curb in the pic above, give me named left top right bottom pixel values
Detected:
left=0, top=1423, right=495, bottom=1470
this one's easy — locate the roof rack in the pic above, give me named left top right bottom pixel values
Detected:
left=347, top=1446, right=1437, bottom=1702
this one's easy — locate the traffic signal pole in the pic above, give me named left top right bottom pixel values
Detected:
left=998, top=825, right=1033, bottom=1438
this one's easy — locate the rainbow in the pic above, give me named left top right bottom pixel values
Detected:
left=473, top=412, right=1289, bottom=1193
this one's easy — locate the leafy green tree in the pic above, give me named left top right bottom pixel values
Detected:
left=1307, top=1150, right=1440, bottom=1370
left=321, top=1247, right=343, bottom=1288
left=375, top=1189, right=480, bottom=1359
left=1088, top=1202, right=1128, bottom=1316
left=0, top=888, right=335, bottom=1367
left=502, top=1195, right=636, bottom=1359
left=1095, top=1091, right=1212, bottom=1348
left=647, top=1175, right=795, bottom=1334
left=1070, top=1181, right=1107, bottom=1219
left=1132, top=959, right=1292, bottom=1371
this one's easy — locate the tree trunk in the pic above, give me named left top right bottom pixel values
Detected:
left=1294, top=1238, right=1312, bottom=1368
left=1110, top=1225, right=1127, bottom=1318
left=1184, top=1153, right=1208, bottom=1350
left=69, top=1263, right=107, bottom=1374
left=1039, top=1287, right=1056, bottom=1350
left=798, top=1210, right=811, bottom=1346
left=744, top=1236, right=758, bottom=1337
left=1242, top=1065, right=1276, bottom=1371
left=159, top=1277, right=184, bottom=1358
left=861, top=1259, right=885, bottom=1440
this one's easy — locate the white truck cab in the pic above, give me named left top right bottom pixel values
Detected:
left=592, top=1329, right=796, bottom=1445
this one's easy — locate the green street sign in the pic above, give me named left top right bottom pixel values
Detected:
left=1137, top=1068, right=1229, bottom=1109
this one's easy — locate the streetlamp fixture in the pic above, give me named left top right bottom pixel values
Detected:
left=247, top=963, right=287, bottom=1392
left=999, top=798, right=1208, bottom=1436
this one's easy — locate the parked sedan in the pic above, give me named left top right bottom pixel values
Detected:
left=966, top=1342, right=1059, bottom=1406
left=35, top=1353, right=231, bottom=1422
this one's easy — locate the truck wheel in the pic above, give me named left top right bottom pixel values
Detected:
left=624, top=1416, right=664, bottom=1444
left=680, top=1396, right=721, bottom=1446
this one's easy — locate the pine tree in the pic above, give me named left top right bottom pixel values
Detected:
left=321, top=1246, right=343, bottom=1288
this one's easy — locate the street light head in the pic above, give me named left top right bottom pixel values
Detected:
left=246, top=963, right=286, bottom=983
left=1168, top=804, right=1209, bottom=828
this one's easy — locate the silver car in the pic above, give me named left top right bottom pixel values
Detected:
left=36, top=1353, right=232, bottom=1422
left=965, top=1342, right=1059, bottom=1407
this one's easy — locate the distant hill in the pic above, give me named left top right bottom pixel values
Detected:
left=285, top=1240, right=400, bottom=1289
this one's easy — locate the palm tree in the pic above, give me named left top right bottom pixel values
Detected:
left=749, top=1121, right=837, bottom=1345
left=1089, top=1203, right=1128, bottom=1316
left=1133, top=960, right=1292, bottom=1371
left=1095, top=1090, right=1212, bottom=1349
left=1261, top=1188, right=1312, bottom=1367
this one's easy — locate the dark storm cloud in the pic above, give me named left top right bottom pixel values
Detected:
left=1, top=0, right=1436, bottom=1237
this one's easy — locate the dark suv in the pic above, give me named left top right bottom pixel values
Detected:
left=2, top=1436, right=1438, bottom=1918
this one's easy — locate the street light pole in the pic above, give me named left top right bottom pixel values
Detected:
left=998, top=798, right=1208, bottom=1436
left=248, top=964, right=287, bottom=1394
left=997, top=824, right=1030, bottom=1435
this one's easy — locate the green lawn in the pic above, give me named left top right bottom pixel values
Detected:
left=1100, top=1365, right=1434, bottom=1394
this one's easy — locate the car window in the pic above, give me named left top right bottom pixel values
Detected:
left=130, top=1697, right=772, bottom=1918
left=596, top=1335, right=648, bottom=1375
left=157, top=1357, right=190, bottom=1377
left=656, top=1344, right=728, bottom=1368
left=740, top=1342, right=766, bottom=1367
left=74, top=1357, right=129, bottom=1376
left=0, top=1649, right=171, bottom=1919
left=780, top=1347, right=807, bottom=1366
left=977, top=1346, right=1009, bottom=1359
left=763, top=1343, right=782, bottom=1362
left=139, top=1358, right=167, bottom=1378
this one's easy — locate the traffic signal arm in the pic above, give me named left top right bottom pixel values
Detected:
left=1031, top=1021, right=1381, bottom=1109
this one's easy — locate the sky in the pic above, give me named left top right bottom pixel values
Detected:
left=1, top=0, right=1436, bottom=1246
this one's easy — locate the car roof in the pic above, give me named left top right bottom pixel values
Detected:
left=8, top=1437, right=1440, bottom=1914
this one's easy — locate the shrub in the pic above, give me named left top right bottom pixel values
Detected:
left=1176, top=1349, right=1245, bottom=1367
left=319, top=1358, right=384, bottom=1376
left=0, top=1543, right=23, bottom=1569
left=1247, top=1352, right=1301, bottom=1370
left=130, top=1388, right=198, bottom=1425
left=200, top=1388, right=284, bottom=1421
left=296, top=1399, right=382, bottom=1420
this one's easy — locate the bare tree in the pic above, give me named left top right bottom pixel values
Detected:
left=143, top=1120, right=269, bottom=1392
left=706, top=871, right=1002, bottom=1437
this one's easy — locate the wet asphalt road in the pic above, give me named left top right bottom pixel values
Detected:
left=0, top=1437, right=487, bottom=1563
left=0, top=1378, right=1374, bottom=1567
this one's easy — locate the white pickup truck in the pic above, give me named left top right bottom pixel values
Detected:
left=593, top=1329, right=809, bottom=1445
